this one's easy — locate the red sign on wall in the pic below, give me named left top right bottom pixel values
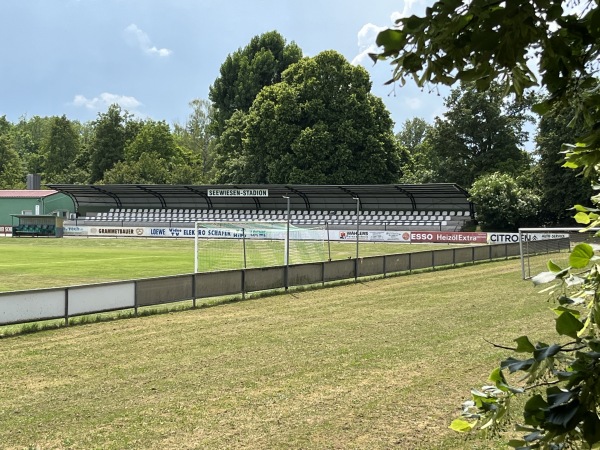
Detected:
left=410, top=231, right=488, bottom=244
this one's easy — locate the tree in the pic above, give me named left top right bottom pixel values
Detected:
left=173, top=99, right=215, bottom=183
left=209, top=30, right=303, bottom=136
left=102, top=153, right=171, bottom=184
left=396, top=118, right=437, bottom=183
left=0, top=115, right=11, bottom=136
left=428, top=83, right=532, bottom=187
left=0, top=134, right=24, bottom=189
left=89, top=105, right=127, bottom=183
left=102, top=120, right=180, bottom=184
left=124, top=120, right=176, bottom=162
left=40, top=115, right=80, bottom=183
left=215, top=50, right=403, bottom=184
left=469, top=172, right=540, bottom=231
left=12, top=115, right=52, bottom=175
left=372, top=0, right=599, bottom=180
left=211, top=110, right=250, bottom=183
left=373, top=1, right=600, bottom=447
left=535, top=103, right=594, bottom=225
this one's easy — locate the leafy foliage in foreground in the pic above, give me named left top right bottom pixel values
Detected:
left=451, top=243, right=600, bottom=449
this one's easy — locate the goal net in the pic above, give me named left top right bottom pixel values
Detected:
left=519, top=227, right=600, bottom=279
left=194, top=221, right=330, bottom=272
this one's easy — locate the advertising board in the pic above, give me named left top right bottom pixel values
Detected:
left=410, top=231, right=488, bottom=244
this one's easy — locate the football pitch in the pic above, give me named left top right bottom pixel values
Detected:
left=0, top=237, right=464, bottom=292
left=0, top=244, right=559, bottom=449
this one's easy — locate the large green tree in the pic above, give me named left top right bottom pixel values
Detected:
left=102, top=120, right=180, bottom=184
left=396, top=118, right=437, bottom=184
left=470, top=172, right=540, bottom=231
left=173, top=99, right=215, bottom=183
left=373, top=1, right=600, bottom=447
left=0, top=129, right=24, bottom=189
left=372, top=0, right=599, bottom=178
left=536, top=103, right=594, bottom=225
left=89, top=105, right=129, bottom=183
left=12, top=115, right=52, bottom=175
left=428, top=83, right=531, bottom=187
left=40, top=115, right=80, bottom=183
left=209, top=31, right=303, bottom=136
left=215, top=50, right=403, bottom=184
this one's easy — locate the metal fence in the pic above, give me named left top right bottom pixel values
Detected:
left=0, top=240, right=564, bottom=327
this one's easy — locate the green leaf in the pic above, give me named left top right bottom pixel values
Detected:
left=449, top=418, right=476, bottom=432
left=583, top=412, right=600, bottom=446
left=588, top=339, right=600, bottom=352
left=546, top=260, right=562, bottom=272
left=574, top=211, right=592, bottom=224
left=552, top=305, right=581, bottom=318
left=546, top=398, right=581, bottom=430
left=531, top=100, right=551, bottom=115
left=570, top=243, right=595, bottom=269
left=488, top=367, right=522, bottom=393
left=375, top=29, right=406, bottom=52
left=507, top=439, right=527, bottom=449
left=403, top=15, right=426, bottom=33
left=573, top=204, right=595, bottom=212
left=556, top=311, right=584, bottom=338
left=514, top=336, right=535, bottom=353
left=501, top=356, right=535, bottom=373
left=547, top=387, right=575, bottom=407
left=524, top=394, right=547, bottom=426
left=534, top=344, right=561, bottom=361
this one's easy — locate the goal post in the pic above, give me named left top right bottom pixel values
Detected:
left=518, top=227, right=600, bottom=280
left=194, top=221, right=330, bottom=273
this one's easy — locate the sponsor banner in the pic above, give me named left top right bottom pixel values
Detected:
left=411, top=231, right=488, bottom=244
left=337, top=230, right=411, bottom=242
left=0, top=226, right=13, bottom=236
left=88, top=227, right=145, bottom=237
left=487, top=232, right=570, bottom=244
left=64, top=226, right=87, bottom=236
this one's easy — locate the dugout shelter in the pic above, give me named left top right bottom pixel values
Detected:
left=47, top=183, right=473, bottom=217
left=0, top=190, right=74, bottom=225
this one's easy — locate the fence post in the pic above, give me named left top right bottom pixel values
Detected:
left=192, top=274, right=196, bottom=309
left=383, top=255, right=387, bottom=278
left=241, top=269, right=246, bottom=300
left=64, top=288, right=69, bottom=327
left=134, top=280, right=138, bottom=317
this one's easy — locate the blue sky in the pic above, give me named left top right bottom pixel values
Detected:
left=0, top=0, right=447, bottom=131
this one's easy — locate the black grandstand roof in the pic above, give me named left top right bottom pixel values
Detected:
left=47, top=184, right=473, bottom=215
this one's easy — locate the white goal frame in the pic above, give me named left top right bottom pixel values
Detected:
left=193, top=221, right=330, bottom=273
left=518, top=227, right=600, bottom=280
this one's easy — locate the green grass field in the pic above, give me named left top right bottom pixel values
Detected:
left=0, top=237, right=463, bottom=292
left=0, top=237, right=563, bottom=449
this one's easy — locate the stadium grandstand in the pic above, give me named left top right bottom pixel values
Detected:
left=47, top=183, right=474, bottom=231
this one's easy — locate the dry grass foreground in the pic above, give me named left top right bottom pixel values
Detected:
left=0, top=257, right=557, bottom=449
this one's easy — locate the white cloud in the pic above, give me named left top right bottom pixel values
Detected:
left=124, top=23, right=172, bottom=57
left=72, top=93, right=143, bottom=111
left=352, top=2, right=426, bottom=67
left=405, top=97, right=423, bottom=110
left=351, top=22, right=386, bottom=66
left=395, top=0, right=426, bottom=21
